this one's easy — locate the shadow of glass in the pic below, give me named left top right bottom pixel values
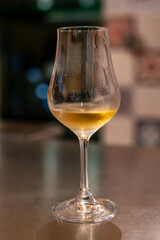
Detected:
left=36, top=220, right=122, bottom=240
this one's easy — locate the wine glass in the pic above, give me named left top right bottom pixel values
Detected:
left=47, top=26, right=121, bottom=223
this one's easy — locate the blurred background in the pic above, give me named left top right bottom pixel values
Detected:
left=0, top=0, right=160, bottom=147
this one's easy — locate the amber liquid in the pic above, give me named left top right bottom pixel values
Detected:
left=50, top=103, right=117, bottom=138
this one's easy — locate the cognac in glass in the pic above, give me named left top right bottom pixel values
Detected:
left=47, top=26, right=121, bottom=223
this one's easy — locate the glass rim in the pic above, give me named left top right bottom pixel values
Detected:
left=58, top=26, right=108, bottom=32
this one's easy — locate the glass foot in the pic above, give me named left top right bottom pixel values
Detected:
left=52, top=198, right=118, bottom=223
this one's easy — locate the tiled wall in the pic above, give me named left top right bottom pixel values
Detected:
left=101, top=3, right=160, bottom=147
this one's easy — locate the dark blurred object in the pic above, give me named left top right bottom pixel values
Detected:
left=107, top=16, right=134, bottom=46
left=107, top=16, right=145, bottom=55
left=0, top=0, right=101, bottom=121
left=136, top=119, right=160, bottom=147
left=0, top=0, right=101, bottom=23
left=136, top=49, right=160, bottom=85
left=124, top=33, right=145, bottom=56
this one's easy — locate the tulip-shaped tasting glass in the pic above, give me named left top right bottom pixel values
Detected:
left=47, top=26, right=121, bottom=223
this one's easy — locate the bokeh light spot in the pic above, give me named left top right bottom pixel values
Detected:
left=79, top=0, right=96, bottom=9
left=26, top=67, right=42, bottom=83
left=35, top=83, right=48, bottom=100
left=42, top=99, right=50, bottom=111
left=37, top=0, right=54, bottom=11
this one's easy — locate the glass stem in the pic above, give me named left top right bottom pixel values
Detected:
left=75, top=137, right=96, bottom=206
left=79, top=138, right=89, bottom=192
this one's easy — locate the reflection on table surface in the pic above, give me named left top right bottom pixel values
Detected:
left=36, top=220, right=122, bottom=240
left=0, top=134, right=160, bottom=240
